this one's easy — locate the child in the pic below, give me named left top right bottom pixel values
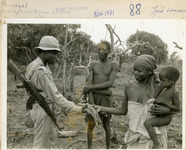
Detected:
left=144, top=66, right=180, bottom=149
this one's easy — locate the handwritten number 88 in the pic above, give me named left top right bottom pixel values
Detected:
left=129, top=4, right=141, bottom=16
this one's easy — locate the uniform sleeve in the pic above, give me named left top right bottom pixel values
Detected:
left=35, top=69, right=81, bottom=113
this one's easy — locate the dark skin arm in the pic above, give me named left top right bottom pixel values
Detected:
left=150, top=104, right=172, bottom=115
left=83, top=62, right=119, bottom=94
left=86, top=63, right=95, bottom=104
left=88, top=91, right=94, bottom=105
left=94, top=85, right=128, bottom=115
left=95, top=82, right=173, bottom=117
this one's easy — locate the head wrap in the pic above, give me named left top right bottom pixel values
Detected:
left=134, top=54, right=158, bottom=99
left=134, top=54, right=157, bottom=71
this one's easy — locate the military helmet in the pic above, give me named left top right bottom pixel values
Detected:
left=34, top=36, right=61, bottom=52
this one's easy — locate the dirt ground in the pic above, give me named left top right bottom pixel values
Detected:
left=7, top=62, right=182, bottom=149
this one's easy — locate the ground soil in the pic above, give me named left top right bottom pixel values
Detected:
left=7, top=62, right=182, bottom=149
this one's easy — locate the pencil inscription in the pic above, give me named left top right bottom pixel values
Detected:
left=151, top=5, right=185, bottom=17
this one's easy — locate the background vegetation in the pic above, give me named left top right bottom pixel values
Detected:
left=7, top=24, right=182, bottom=149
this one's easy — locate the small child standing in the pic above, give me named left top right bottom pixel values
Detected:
left=144, top=66, right=180, bottom=149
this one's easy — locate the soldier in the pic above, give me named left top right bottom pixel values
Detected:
left=25, top=36, right=86, bottom=149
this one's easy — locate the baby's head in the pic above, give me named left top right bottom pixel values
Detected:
left=159, top=66, right=180, bottom=88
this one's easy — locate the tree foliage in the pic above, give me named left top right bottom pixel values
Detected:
left=7, top=24, right=97, bottom=97
left=126, top=31, right=168, bottom=64
left=7, top=24, right=97, bottom=64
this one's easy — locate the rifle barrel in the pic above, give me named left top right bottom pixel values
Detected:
left=8, top=59, right=25, bottom=83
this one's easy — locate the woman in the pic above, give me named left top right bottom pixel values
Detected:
left=95, top=54, right=172, bottom=149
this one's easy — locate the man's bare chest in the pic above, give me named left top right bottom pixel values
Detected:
left=93, top=64, right=112, bottom=76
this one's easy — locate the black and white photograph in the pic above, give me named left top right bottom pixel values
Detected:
left=3, top=19, right=185, bottom=149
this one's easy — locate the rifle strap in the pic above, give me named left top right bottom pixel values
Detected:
left=25, top=63, right=43, bottom=110
left=25, top=59, right=52, bottom=110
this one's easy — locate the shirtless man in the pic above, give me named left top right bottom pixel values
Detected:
left=83, top=41, right=119, bottom=149
left=94, top=54, right=172, bottom=149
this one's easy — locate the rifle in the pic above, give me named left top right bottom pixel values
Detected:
left=8, top=59, right=62, bottom=131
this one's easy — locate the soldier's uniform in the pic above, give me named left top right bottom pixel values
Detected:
left=25, top=36, right=81, bottom=149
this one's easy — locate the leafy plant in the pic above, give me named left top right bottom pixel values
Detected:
left=126, top=31, right=168, bottom=64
